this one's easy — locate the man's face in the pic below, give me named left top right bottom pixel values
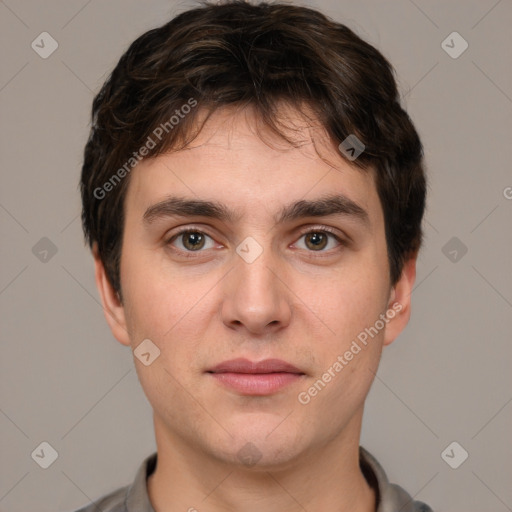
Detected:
left=96, top=105, right=413, bottom=469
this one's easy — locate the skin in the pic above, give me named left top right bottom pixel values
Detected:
left=93, top=104, right=417, bottom=512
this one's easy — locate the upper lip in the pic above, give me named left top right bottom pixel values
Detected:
left=208, top=358, right=304, bottom=374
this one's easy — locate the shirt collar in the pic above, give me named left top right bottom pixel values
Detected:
left=360, top=446, right=425, bottom=512
left=125, top=451, right=157, bottom=512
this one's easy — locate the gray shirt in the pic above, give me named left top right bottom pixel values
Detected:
left=72, top=447, right=433, bottom=512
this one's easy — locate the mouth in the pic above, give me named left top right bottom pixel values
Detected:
left=206, top=358, right=305, bottom=396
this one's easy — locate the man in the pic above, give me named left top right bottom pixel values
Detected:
left=76, top=1, right=432, bottom=510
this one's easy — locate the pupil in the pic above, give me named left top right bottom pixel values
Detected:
left=185, top=232, right=203, bottom=250
left=307, top=233, right=326, bottom=250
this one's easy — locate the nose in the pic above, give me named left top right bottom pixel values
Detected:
left=221, top=243, right=292, bottom=335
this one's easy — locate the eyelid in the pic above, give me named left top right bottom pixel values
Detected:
left=294, top=224, right=350, bottom=246
left=165, top=225, right=218, bottom=245
left=166, top=224, right=345, bottom=240
left=296, top=224, right=344, bottom=238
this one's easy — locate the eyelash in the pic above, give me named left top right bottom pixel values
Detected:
left=165, top=226, right=345, bottom=258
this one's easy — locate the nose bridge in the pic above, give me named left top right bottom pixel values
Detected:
left=237, top=241, right=276, bottom=293
left=222, top=235, right=291, bottom=332
left=235, top=235, right=281, bottom=304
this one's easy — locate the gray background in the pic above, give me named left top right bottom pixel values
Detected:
left=0, top=0, right=511, bottom=511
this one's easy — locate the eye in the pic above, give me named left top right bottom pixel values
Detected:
left=294, top=228, right=343, bottom=252
left=167, top=229, right=216, bottom=252
left=165, top=226, right=345, bottom=256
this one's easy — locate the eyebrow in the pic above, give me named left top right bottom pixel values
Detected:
left=143, top=194, right=369, bottom=227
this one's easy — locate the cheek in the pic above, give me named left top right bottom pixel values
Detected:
left=121, top=246, right=188, bottom=334
left=120, top=249, right=216, bottom=377
left=310, top=264, right=389, bottom=346
left=121, top=253, right=211, bottom=420
left=299, top=278, right=386, bottom=421
left=299, top=256, right=389, bottom=406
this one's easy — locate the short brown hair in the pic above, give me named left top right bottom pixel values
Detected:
left=81, top=0, right=426, bottom=295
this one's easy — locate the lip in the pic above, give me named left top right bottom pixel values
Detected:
left=207, top=358, right=305, bottom=395
left=208, top=358, right=303, bottom=374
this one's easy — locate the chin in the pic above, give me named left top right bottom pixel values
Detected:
left=210, top=418, right=307, bottom=470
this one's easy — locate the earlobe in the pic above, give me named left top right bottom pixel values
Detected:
left=383, top=254, right=417, bottom=346
left=92, top=243, right=131, bottom=347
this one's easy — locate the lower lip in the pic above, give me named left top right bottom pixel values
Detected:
left=209, top=372, right=303, bottom=395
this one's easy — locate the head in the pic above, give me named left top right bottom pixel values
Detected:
left=81, top=0, right=425, bottom=469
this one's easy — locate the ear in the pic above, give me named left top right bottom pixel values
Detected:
left=383, top=253, right=417, bottom=347
left=92, top=243, right=131, bottom=347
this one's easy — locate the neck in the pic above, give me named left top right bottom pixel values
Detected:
left=147, top=412, right=376, bottom=512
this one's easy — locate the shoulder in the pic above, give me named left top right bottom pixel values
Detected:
left=70, top=484, right=128, bottom=512
left=69, top=452, right=157, bottom=512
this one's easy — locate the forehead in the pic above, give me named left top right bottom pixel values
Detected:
left=124, top=105, right=381, bottom=226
